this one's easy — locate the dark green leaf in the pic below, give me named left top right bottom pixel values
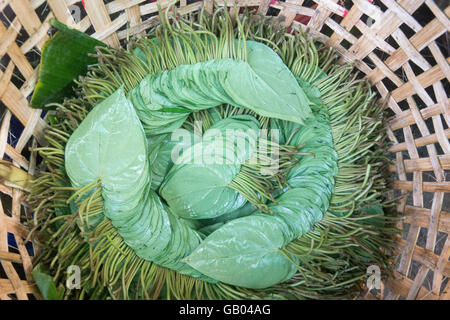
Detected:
left=30, top=19, right=106, bottom=109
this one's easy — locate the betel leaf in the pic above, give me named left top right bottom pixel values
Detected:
left=147, top=134, right=176, bottom=190
left=197, top=201, right=257, bottom=236
left=128, top=86, right=190, bottom=136
left=296, top=77, right=323, bottom=106
left=198, top=201, right=256, bottom=229
left=63, top=84, right=208, bottom=281
left=113, top=189, right=172, bottom=259
left=184, top=214, right=298, bottom=289
left=159, top=116, right=259, bottom=220
left=160, top=161, right=245, bottom=220
left=128, top=41, right=312, bottom=125
left=31, top=264, right=64, bottom=300
left=268, top=187, right=328, bottom=242
left=65, top=87, right=149, bottom=210
left=147, top=132, right=194, bottom=191
left=30, top=19, right=106, bottom=109
left=225, top=40, right=312, bottom=123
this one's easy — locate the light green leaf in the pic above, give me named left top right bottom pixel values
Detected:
left=65, top=87, right=150, bottom=210
left=184, top=214, right=297, bottom=289
left=225, top=40, right=312, bottom=123
left=159, top=116, right=259, bottom=219
left=147, top=133, right=190, bottom=191
left=129, top=41, right=312, bottom=125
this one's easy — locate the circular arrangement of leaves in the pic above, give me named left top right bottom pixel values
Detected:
left=29, top=6, right=395, bottom=300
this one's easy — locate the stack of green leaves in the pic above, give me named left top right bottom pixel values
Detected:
left=63, top=38, right=338, bottom=288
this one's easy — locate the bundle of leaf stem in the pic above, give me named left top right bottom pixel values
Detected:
left=27, top=4, right=398, bottom=300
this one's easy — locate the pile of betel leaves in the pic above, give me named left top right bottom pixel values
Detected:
left=27, top=5, right=397, bottom=300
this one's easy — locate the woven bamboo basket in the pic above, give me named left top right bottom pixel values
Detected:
left=0, top=0, right=448, bottom=300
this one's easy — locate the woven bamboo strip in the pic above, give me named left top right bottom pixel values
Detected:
left=402, top=205, right=450, bottom=233
left=47, top=0, right=77, bottom=27
left=388, top=155, right=450, bottom=172
left=394, top=239, right=450, bottom=278
left=9, top=0, right=48, bottom=49
left=367, top=6, right=450, bottom=84
left=0, top=251, right=22, bottom=263
left=389, top=101, right=449, bottom=131
left=386, top=270, right=440, bottom=300
left=85, top=0, right=120, bottom=47
left=389, top=129, right=450, bottom=153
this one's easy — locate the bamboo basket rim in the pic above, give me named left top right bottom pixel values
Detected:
left=0, top=0, right=449, bottom=300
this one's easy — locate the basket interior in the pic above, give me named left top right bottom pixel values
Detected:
left=0, top=0, right=448, bottom=300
